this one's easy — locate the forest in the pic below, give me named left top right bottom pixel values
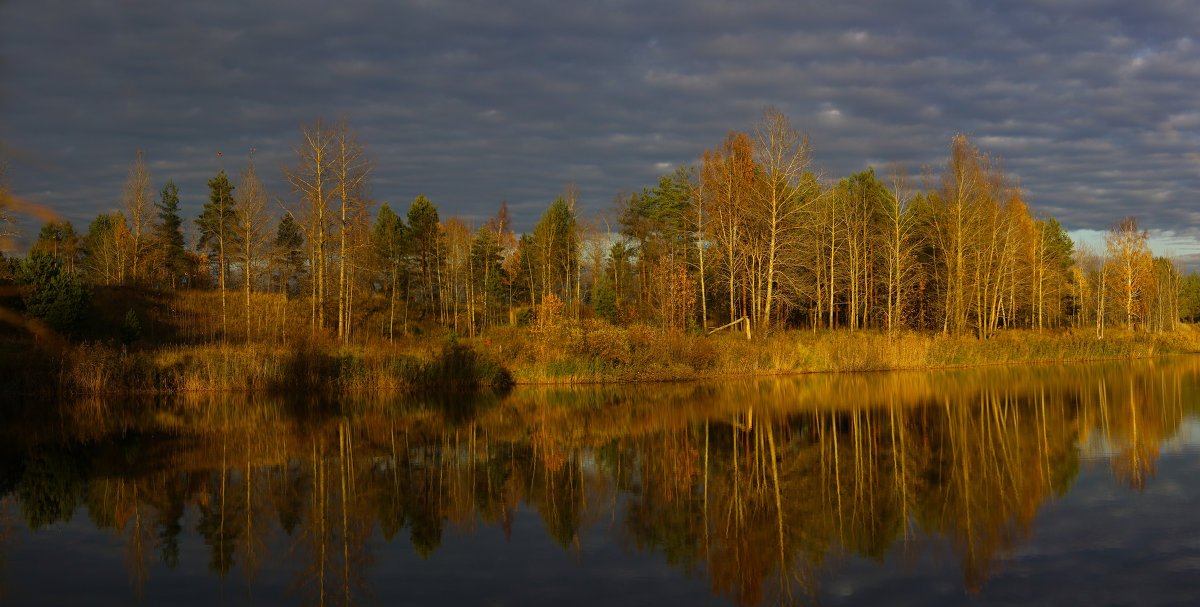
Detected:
left=2, top=108, right=1200, bottom=392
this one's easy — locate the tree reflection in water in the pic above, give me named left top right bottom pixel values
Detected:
left=0, top=357, right=1196, bottom=605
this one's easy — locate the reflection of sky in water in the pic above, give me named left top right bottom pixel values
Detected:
left=9, top=449, right=1199, bottom=606
left=1172, top=417, right=1200, bottom=448
left=822, top=448, right=1200, bottom=606
left=11, top=448, right=1198, bottom=606
left=1084, top=415, right=1200, bottom=457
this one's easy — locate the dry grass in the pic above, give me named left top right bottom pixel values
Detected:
left=7, top=312, right=1199, bottom=394
left=476, top=320, right=1200, bottom=384
left=36, top=338, right=510, bottom=395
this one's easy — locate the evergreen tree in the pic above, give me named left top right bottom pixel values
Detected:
left=274, top=213, right=305, bottom=295
left=15, top=251, right=92, bottom=335
left=153, top=180, right=187, bottom=288
left=470, top=224, right=503, bottom=329
left=406, top=195, right=441, bottom=317
left=31, top=220, right=82, bottom=273
left=372, top=203, right=407, bottom=338
left=196, top=170, right=237, bottom=337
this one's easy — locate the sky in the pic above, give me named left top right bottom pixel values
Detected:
left=1, top=0, right=1198, bottom=261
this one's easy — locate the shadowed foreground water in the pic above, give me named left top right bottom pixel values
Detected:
left=1, top=357, right=1199, bottom=606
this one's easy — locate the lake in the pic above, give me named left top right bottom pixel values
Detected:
left=1, top=357, right=1199, bottom=605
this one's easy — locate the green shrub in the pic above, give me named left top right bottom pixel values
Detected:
left=120, top=309, right=141, bottom=345
left=15, top=252, right=92, bottom=335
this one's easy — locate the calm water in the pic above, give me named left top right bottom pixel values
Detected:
left=2, top=357, right=1200, bottom=606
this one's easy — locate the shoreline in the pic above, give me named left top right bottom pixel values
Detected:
left=508, top=350, right=1194, bottom=386
left=2, top=325, right=1197, bottom=396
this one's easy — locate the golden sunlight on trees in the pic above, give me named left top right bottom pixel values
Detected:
left=236, top=153, right=272, bottom=341
left=1105, top=217, right=1153, bottom=331
left=284, top=119, right=335, bottom=333
left=197, top=170, right=236, bottom=338
left=702, top=130, right=756, bottom=328
left=3, top=110, right=1195, bottom=361
left=121, top=150, right=153, bottom=283
left=752, top=106, right=817, bottom=332
left=332, top=118, right=374, bottom=344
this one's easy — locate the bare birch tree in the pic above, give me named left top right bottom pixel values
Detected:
left=1105, top=216, right=1153, bottom=330
left=332, top=118, right=374, bottom=342
left=122, top=150, right=153, bottom=282
left=703, top=131, right=755, bottom=326
left=753, top=107, right=816, bottom=332
left=883, top=163, right=920, bottom=333
left=284, top=119, right=335, bottom=333
left=932, top=135, right=988, bottom=335
left=236, top=151, right=272, bottom=341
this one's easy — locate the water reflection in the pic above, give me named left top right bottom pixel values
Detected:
left=1, top=357, right=1198, bottom=605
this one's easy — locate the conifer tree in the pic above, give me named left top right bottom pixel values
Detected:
left=153, top=180, right=187, bottom=288
left=197, top=170, right=237, bottom=338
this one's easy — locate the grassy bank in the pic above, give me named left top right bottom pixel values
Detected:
left=3, top=320, right=1198, bottom=395
left=478, top=320, right=1200, bottom=383
left=0, top=338, right=512, bottom=396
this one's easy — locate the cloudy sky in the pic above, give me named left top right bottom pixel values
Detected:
left=1, top=0, right=1198, bottom=259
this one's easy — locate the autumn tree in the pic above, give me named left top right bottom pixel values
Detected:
left=1179, top=271, right=1200, bottom=323
left=1146, top=257, right=1180, bottom=332
left=486, top=201, right=519, bottom=325
left=702, top=131, right=756, bottom=326
left=621, top=165, right=696, bottom=326
left=1028, top=217, right=1074, bottom=329
left=82, top=212, right=127, bottom=286
left=578, top=212, right=611, bottom=317
left=931, top=135, right=985, bottom=335
left=332, top=118, right=374, bottom=342
left=284, top=118, right=335, bottom=332
left=533, top=196, right=576, bottom=305
left=927, top=134, right=1025, bottom=337
left=882, top=163, right=921, bottom=333
left=691, top=166, right=708, bottom=329
left=1104, top=216, right=1153, bottom=330
left=122, top=150, right=153, bottom=283
left=470, top=223, right=504, bottom=332
left=1069, top=244, right=1098, bottom=330
left=443, top=216, right=472, bottom=335
left=235, top=153, right=273, bottom=340
left=838, top=168, right=889, bottom=331
left=753, top=107, right=816, bottom=332
left=197, top=170, right=237, bottom=339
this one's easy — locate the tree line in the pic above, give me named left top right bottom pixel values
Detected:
left=2, top=108, right=1197, bottom=342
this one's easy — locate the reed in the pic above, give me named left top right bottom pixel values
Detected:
left=14, top=338, right=510, bottom=396
left=477, top=320, right=1200, bottom=384
left=4, top=318, right=1197, bottom=395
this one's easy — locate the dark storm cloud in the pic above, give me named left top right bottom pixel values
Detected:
left=1, top=0, right=1198, bottom=255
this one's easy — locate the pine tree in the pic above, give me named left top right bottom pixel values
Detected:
left=274, top=213, right=305, bottom=295
left=197, top=170, right=237, bottom=338
left=372, top=203, right=406, bottom=339
left=153, top=180, right=187, bottom=288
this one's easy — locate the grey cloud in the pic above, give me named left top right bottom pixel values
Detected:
left=1, top=0, right=1197, bottom=240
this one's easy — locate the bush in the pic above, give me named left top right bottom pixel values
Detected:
left=120, top=309, right=142, bottom=345
left=15, top=252, right=92, bottom=335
